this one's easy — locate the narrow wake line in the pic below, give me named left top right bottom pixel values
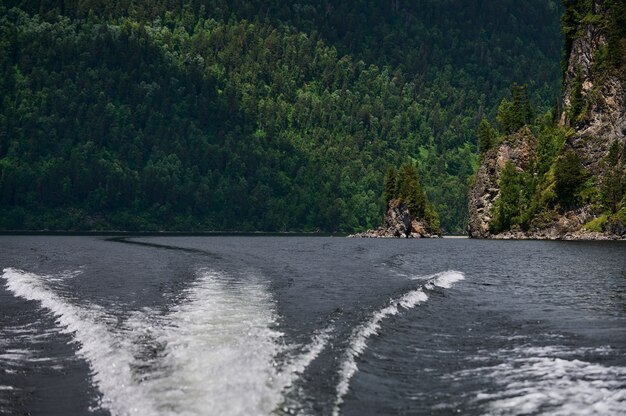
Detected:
left=332, top=270, right=464, bottom=416
left=280, top=325, right=334, bottom=386
left=1, top=268, right=333, bottom=416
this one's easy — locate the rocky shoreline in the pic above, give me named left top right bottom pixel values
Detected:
left=487, top=231, right=625, bottom=241
left=470, top=205, right=626, bottom=240
left=348, top=199, right=441, bottom=238
left=348, top=228, right=440, bottom=238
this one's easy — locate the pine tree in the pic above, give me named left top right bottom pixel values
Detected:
left=601, top=140, right=625, bottom=213
left=606, top=0, right=626, bottom=69
left=521, top=83, right=533, bottom=124
left=383, top=165, right=398, bottom=204
left=490, top=162, right=522, bottom=233
left=555, top=149, right=587, bottom=206
left=478, top=118, right=495, bottom=154
left=396, top=163, right=427, bottom=219
left=497, top=98, right=515, bottom=134
left=497, top=83, right=533, bottom=134
left=569, top=68, right=585, bottom=120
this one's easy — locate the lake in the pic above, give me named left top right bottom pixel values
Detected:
left=1, top=236, right=625, bottom=415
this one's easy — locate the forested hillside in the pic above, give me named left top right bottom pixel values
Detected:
left=0, top=1, right=563, bottom=232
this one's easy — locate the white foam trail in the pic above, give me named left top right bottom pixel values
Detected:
left=2, top=268, right=331, bottom=416
left=125, top=269, right=287, bottom=416
left=332, top=270, right=465, bottom=415
left=415, top=270, right=465, bottom=290
left=332, top=289, right=429, bottom=416
left=281, top=326, right=334, bottom=384
left=2, top=268, right=157, bottom=416
left=428, top=270, right=465, bottom=288
left=456, top=346, right=626, bottom=415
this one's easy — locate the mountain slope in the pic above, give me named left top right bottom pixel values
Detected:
left=0, top=1, right=563, bottom=232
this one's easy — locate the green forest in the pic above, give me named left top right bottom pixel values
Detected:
left=0, top=0, right=563, bottom=232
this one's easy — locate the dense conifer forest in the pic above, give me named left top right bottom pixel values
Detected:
left=0, top=0, right=563, bottom=232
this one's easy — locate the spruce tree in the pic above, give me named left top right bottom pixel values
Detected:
left=396, top=163, right=427, bottom=219
left=478, top=118, right=495, bottom=154
left=569, top=68, right=585, bottom=120
left=521, top=83, right=533, bottom=124
left=555, top=150, right=587, bottom=206
left=490, top=162, right=522, bottom=233
left=383, top=166, right=398, bottom=204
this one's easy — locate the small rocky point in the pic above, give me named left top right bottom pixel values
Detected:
left=348, top=199, right=440, bottom=238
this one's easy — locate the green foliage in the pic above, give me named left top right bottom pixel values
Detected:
left=424, top=203, right=441, bottom=234
left=569, top=68, right=585, bottom=120
left=0, top=1, right=563, bottom=232
left=496, top=83, right=534, bottom=134
left=383, top=162, right=439, bottom=232
left=395, top=164, right=427, bottom=219
left=606, top=139, right=620, bottom=166
left=562, top=0, right=625, bottom=77
left=478, top=118, right=496, bottom=154
left=607, top=207, right=626, bottom=233
left=561, top=0, right=593, bottom=74
left=537, top=118, right=567, bottom=176
left=584, top=213, right=608, bottom=232
left=600, top=140, right=625, bottom=213
left=606, top=0, right=626, bottom=70
left=383, top=166, right=398, bottom=204
left=480, top=2, right=626, bottom=236
left=554, top=149, right=588, bottom=206
left=490, top=162, right=525, bottom=233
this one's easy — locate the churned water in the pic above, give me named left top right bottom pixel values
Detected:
left=0, top=236, right=624, bottom=415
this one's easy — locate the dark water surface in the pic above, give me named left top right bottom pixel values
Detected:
left=0, top=236, right=624, bottom=415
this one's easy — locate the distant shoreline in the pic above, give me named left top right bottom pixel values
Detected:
left=0, top=231, right=349, bottom=237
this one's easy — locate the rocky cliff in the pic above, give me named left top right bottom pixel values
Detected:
left=468, top=1, right=625, bottom=240
left=468, top=129, right=536, bottom=238
left=562, top=2, right=626, bottom=176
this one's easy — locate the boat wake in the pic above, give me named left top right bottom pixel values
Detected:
left=332, top=270, right=465, bottom=415
left=1, top=268, right=330, bottom=416
left=2, top=268, right=464, bottom=415
left=456, top=344, right=626, bottom=415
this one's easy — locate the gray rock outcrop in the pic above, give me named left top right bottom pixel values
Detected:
left=348, top=199, right=440, bottom=238
left=468, top=129, right=536, bottom=238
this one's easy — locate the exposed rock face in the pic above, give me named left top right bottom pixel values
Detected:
left=468, top=2, right=625, bottom=240
left=348, top=199, right=439, bottom=238
left=563, top=1, right=626, bottom=176
left=468, top=129, right=536, bottom=238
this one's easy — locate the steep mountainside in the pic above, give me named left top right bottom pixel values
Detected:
left=0, top=1, right=563, bottom=232
left=468, top=0, right=626, bottom=239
